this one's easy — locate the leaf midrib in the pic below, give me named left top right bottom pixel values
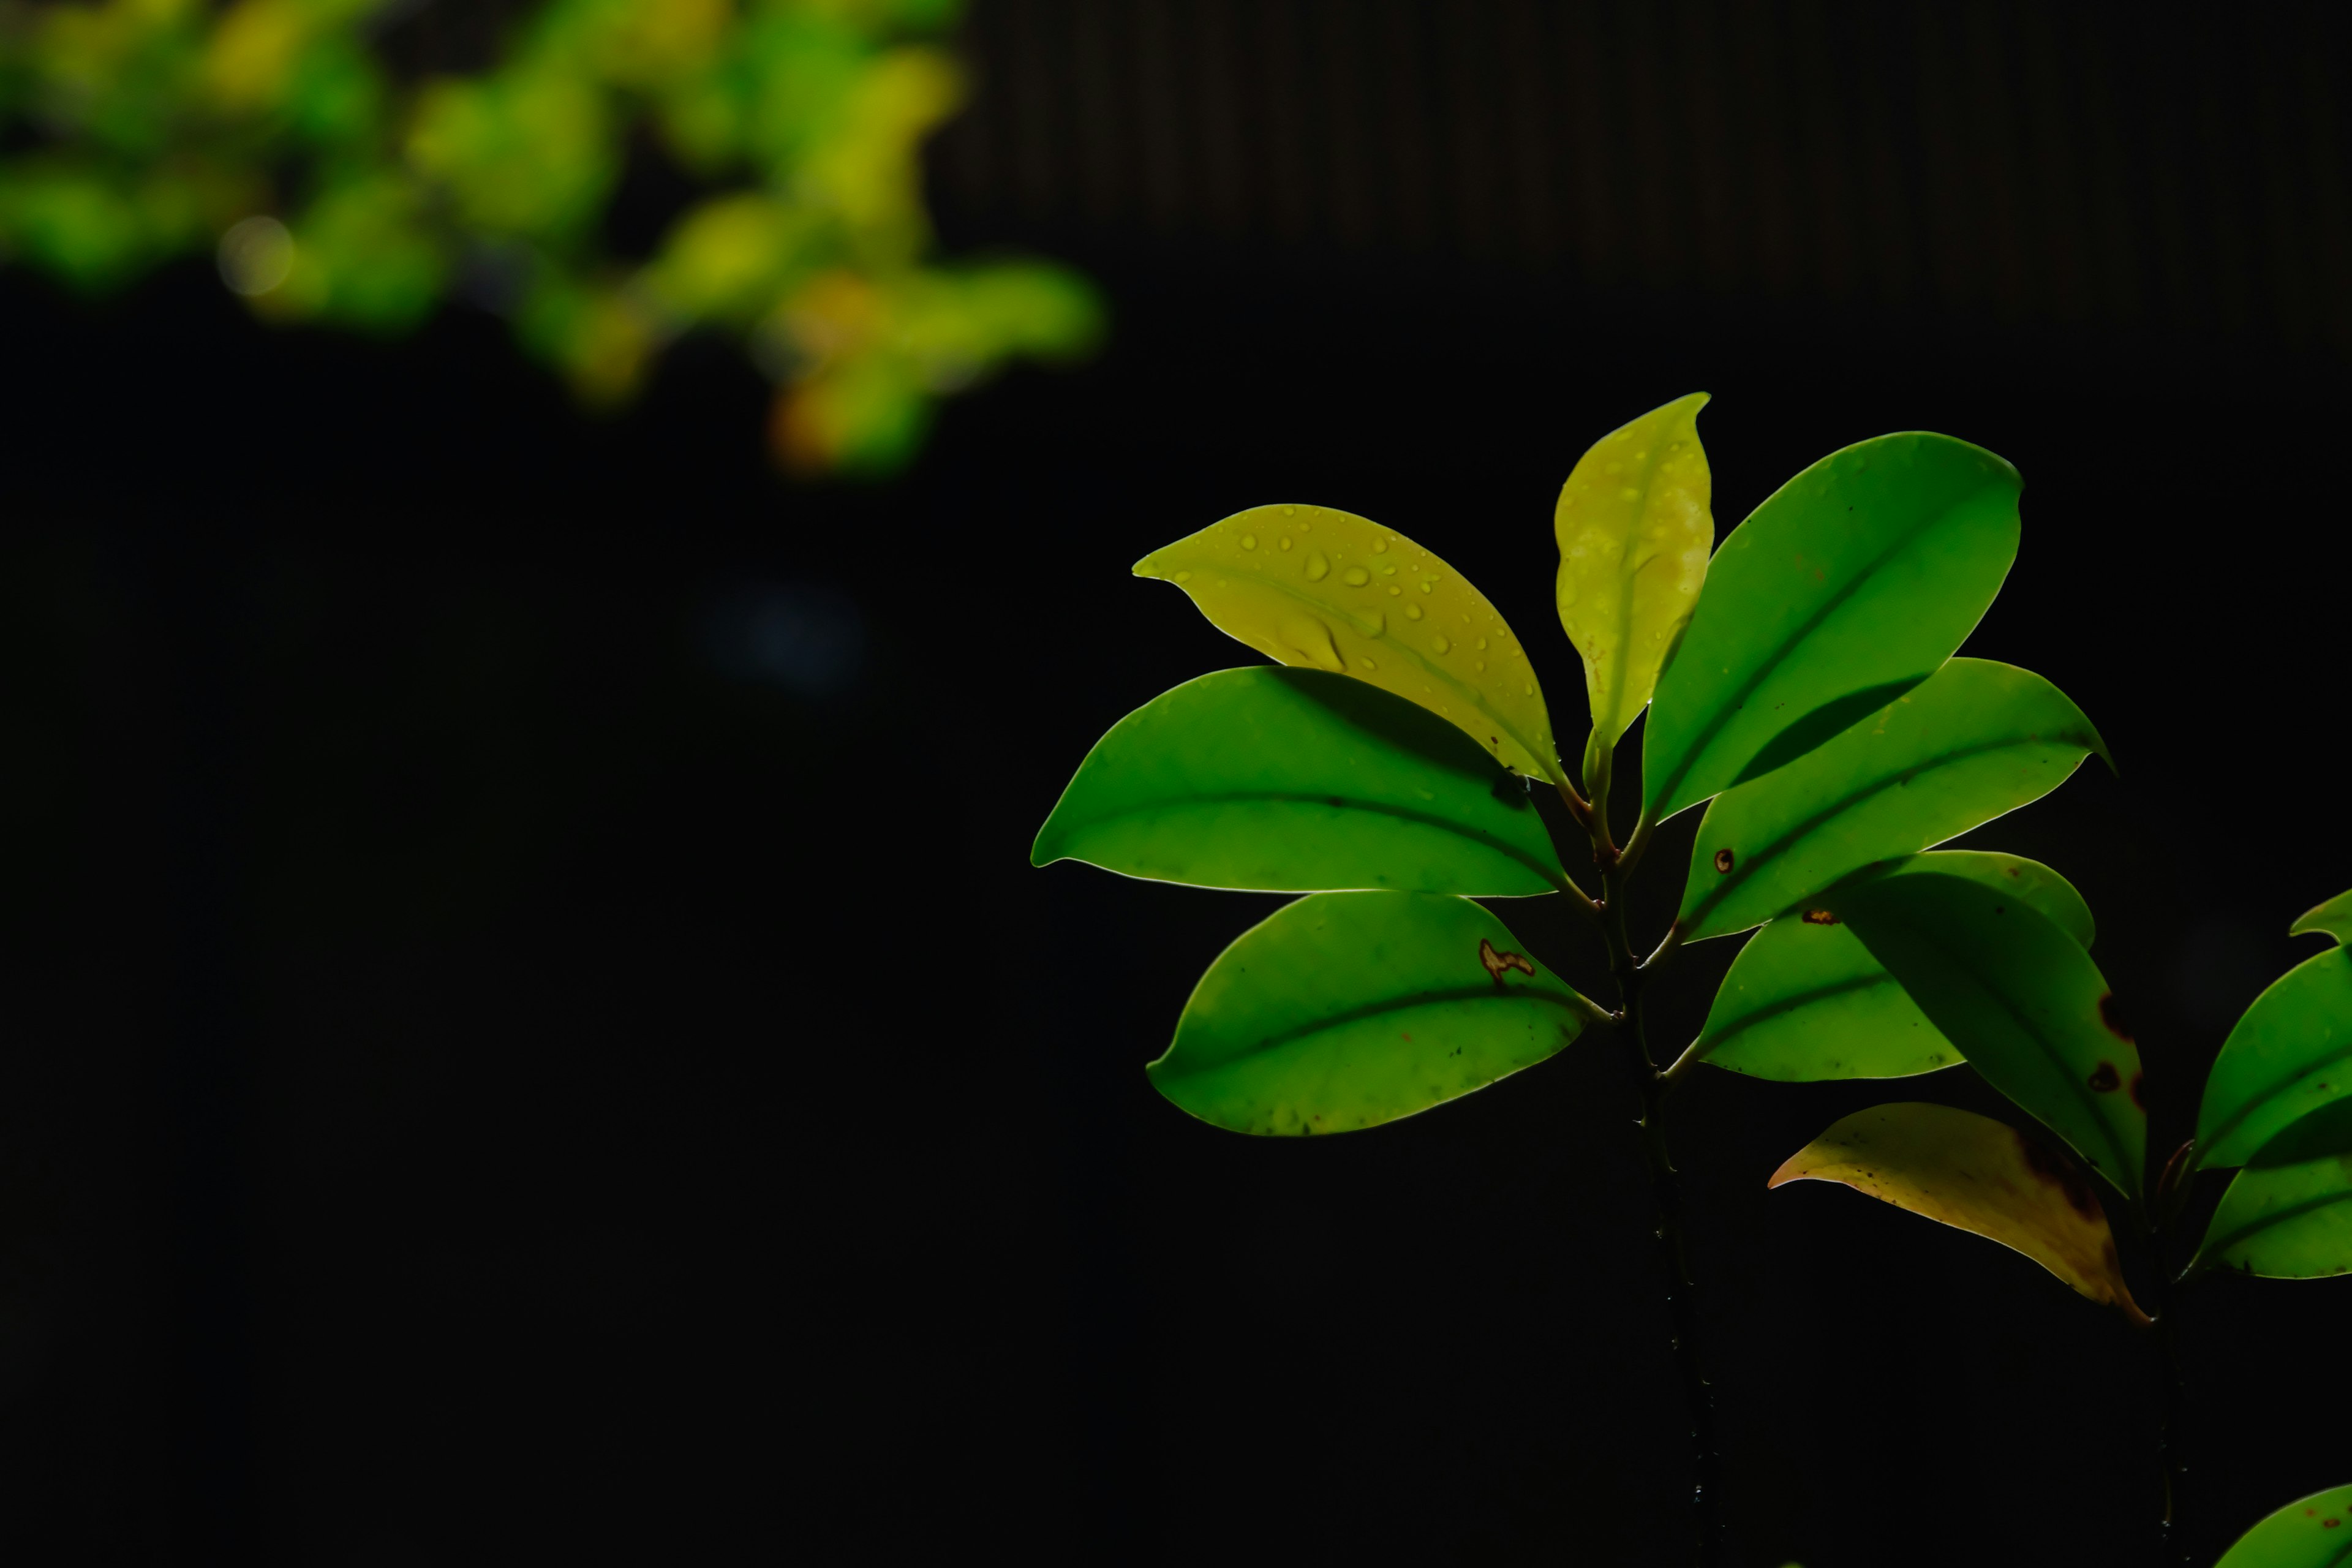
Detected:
left=1695, top=970, right=1916, bottom=1064
left=2203, top=1183, right=2352, bottom=1269
left=1060, top=790, right=1567, bottom=890
left=1162, top=983, right=1589, bottom=1077
left=2199, top=956, right=2352, bottom=1164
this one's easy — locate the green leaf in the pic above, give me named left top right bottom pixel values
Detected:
left=1676, top=658, right=2107, bottom=943
left=1555, top=392, right=1713, bottom=755
left=2212, top=1483, right=2352, bottom=1566
left=2290, top=886, right=2352, bottom=945
left=1136, top=505, right=1565, bottom=783
left=1770, top=1102, right=2147, bottom=1322
left=2194, top=946, right=2352, bottom=1170
left=1148, top=892, right=1596, bottom=1136
left=1642, top=432, right=2022, bottom=822
left=1817, top=870, right=2146, bottom=1200
left=2193, top=1098, right=2352, bottom=1279
left=1031, top=667, right=1567, bottom=897
left=1693, top=851, right=2092, bottom=1081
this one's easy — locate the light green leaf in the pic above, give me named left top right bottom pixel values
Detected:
left=2194, top=946, right=2352, bottom=1171
left=2290, top=886, right=2352, bottom=945
left=1031, top=667, right=1567, bottom=897
left=2193, top=1098, right=2352, bottom=1279
left=1643, top=432, right=2022, bottom=822
left=1818, top=870, right=2146, bottom=1200
left=1555, top=393, right=1713, bottom=756
left=1136, top=505, right=1564, bottom=783
left=1676, top=658, right=2106, bottom=944
left=1770, top=1102, right=2147, bottom=1321
left=2215, top=1483, right=2352, bottom=1566
left=1149, top=892, right=1595, bottom=1136
left=1694, top=851, right=2092, bottom=1081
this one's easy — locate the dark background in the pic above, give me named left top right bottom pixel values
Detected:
left=3, top=1, right=2348, bottom=1562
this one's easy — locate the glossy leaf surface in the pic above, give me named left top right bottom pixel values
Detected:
left=1678, top=658, right=2106, bottom=943
left=1137, top=505, right=1563, bottom=783
left=2195, top=1098, right=2352, bottom=1278
left=2290, top=886, right=2352, bottom=945
left=2195, top=946, right=2352, bottom=1170
left=2212, top=1483, right=2352, bottom=1566
left=1642, top=432, right=2022, bottom=821
left=1770, top=1102, right=2147, bottom=1321
left=1695, top=851, right=2092, bottom=1081
left=1554, top=393, right=1713, bottom=753
left=1149, top=892, right=1591, bottom=1136
left=1031, top=667, right=1566, bottom=896
left=1820, top=871, right=2146, bottom=1199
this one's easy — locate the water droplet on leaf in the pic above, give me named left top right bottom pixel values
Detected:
left=1306, top=551, right=1330, bottom=581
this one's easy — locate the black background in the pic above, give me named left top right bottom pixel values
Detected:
left=3, top=3, right=2349, bottom=1562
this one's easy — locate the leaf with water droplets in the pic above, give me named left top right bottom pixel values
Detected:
left=2290, top=886, right=2352, bottom=946
left=1150, top=892, right=1595, bottom=1136
left=1643, top=432, right=2022, bottom=823
left=1691, top=851, right=2092, bottom=1082
left=1770, top=1102, right=2147, bottom=1321
left=2212, top=1483, right=2352, bottom=1566
left=1553, top=393, right=1713, bottom=758
left=2192, top=1098, right=2352, bottom=1279
left=2193, top=946, right=2352, bottom=1171
left=1031, top=666, right=1567, bottom=896
left=1136, top=505, right=1564, bottom=783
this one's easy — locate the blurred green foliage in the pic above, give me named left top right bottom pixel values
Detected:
left=0, top=0, right=1100, bottom=473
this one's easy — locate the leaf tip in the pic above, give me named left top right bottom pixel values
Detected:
left=1765, top=1152, right=1814, bottom=1189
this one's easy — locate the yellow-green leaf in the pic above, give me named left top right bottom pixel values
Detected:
left=2214, top=1483, right=2352, bottom=1566
left=2290, top=886, right=2352, bottom=946
left=1136, top=505, right=1564, bottom=784
left=1770, top=1101, right=2148, bottom=1322
left=1554, top=393, right=1713, bottom=754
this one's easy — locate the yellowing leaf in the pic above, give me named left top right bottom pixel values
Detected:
left=1555, top=393, right=1712, bottom=756
left=1136, top=505, right=1564, bottom=784
left=1770, top=1101, right=2149, bottom=1323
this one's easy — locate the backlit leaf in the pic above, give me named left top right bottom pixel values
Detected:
left=1149, top=892, right=1594, bottom=1136
left=2214, top=1484, right=2352, bottom=1566
left=1643, top=432, right=2022, bottom=822
left=2193, top=1098, right=2352, bottom=1279
left=1818, top=871, right=2146, bottom=1200
left=2290, top=886, right=2352, bottom=946
left=2194, top=946, right=2352, bottom=1171
left=1694, top=851, right=2092, bottom=1081
left=1031, top=666, right=1566, bottom=896
left=1136, top=505, right=1564, bottom=784
left=1554, top=392, right=1712, bottom=756
left=1677, top=658, right=2106, bottom=943
left=1770, top=1101, right=2147, bottom=1321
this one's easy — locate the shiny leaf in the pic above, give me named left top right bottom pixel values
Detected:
left=2290, top=886, right=2352, bottom=945
left=1136, top=505, right=1564, bottom=783
left=1031, top=667, right=1566, bottom=896
left=1819, top=871, right=2146, bottom=1199
left=2212, top=1483, right=2352, bottom=1567
left=1643, top=432, right=2022, bottom=821
left=2194, top=946, right=2352, bottom=1170
left=1770, top=1101, right=2147, bottom=1321
left=1694, top=851, right=2092, bottom=1081
left=1677, top=658, right=2106, bottom=943
left=1554, top=392, right=1713, bottom=755
left=2193, top=1098, right=2352, bottom=1279
left=1148, top=892, right=1594, bottom=1136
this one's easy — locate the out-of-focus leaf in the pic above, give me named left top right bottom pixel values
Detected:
left=1642, top=432, right=2022, bottom=822
left=1678, top=659, right=2106, bottom=943
left=2194, top=946, right=2352, bottom=1171
left=1554, top=393, right=1712, bottom=758
left=1770, top=1101, right=2147, bottom=1321
left=2290, top=887, right=2352, bottom=946
left=2212, top=1483, right=2352, bottom=1566
left=1136, top=506, right=1563, bottom=784
left=2193, top=1098, right=2352, bottom=1279
left=1031, top=667, right=1566, bottom=897
left=1149, top=892, right=1594, bottom=1136
left=1694, top=851, right=2092, bottom=1081
left=1820, top=871, right=2146, bottom=1199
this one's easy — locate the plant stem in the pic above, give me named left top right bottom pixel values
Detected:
left=2142, top=1227, right=2190, bottom=1566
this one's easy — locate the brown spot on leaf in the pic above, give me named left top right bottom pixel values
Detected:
left=1714, top=848, right=1735, bottom=873
left=2019, top=1133, right=2101, bottom=1218
left=1801, top=908, right=1839, bottom=925
left=2088, top=1061, right=2122, bottom=1093
left=2098, top=992, right=2135, bottom=1042
left=1479, top=939, right=1535, bottom=985
left=2129, top=1072, right=2145, bottom=1109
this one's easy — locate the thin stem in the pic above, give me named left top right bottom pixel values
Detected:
left=2140, top=1228, right=2190, bottom=1567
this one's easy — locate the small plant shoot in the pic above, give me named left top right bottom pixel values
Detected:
left=1033, top=396, right=2352, bottom=1566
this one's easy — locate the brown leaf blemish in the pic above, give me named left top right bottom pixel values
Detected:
left=1714, top=848, right=1735, bottom=873
left=2019, top=1133, right=2101, bottom=1218
left=1801, top=908, right=1839, bottom=925
left=1479, top=939, right=1534, bottom=985
left=2098, top=992, right=2135, bottom=1042
left=2087, top=1061, right=2122, bottom=1093
left=2129, top=1072, right=2146, bottom=1110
